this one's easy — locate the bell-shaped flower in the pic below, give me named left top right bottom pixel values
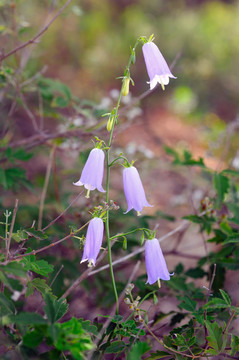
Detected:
left=123, top=166, right=152, bottom=215
left=142, top=41, right=176, bottom=90
left=81, top=217, right=104, bottom=266
left=145, top=238, right=172, bottom=285
left=73, top=148, right=105, bottom=197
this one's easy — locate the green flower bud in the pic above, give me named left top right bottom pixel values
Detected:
left=122, top=77, right=130, bottom=96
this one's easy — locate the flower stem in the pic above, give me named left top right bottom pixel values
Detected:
left=105, top=37, right=142, bottom=314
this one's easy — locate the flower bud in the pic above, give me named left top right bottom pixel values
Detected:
left=122, top=77, right=130, bottom=97
left=107, top=116, right=114, bottom=132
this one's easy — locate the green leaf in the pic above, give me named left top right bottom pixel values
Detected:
left=5, top=147, right=33, bottom=162
left=204, top=297, right=229, bottom=311
left=178, top=297, right=197, bottom=312
left=105, top=340, right=125, bottom=354
left=23, top=328, right=45, bottom=348
left=219, top=289, right=231, bottom=305
left=26, top=278, right=52, bottom=297
left=11, top=229, right=28, bottom=243
left=0, top=262, right=26, bottom=277
left=206, top=321, right=225, bottom=353
left=24, top=228, right=48, bottom=240
left=183, top=215, right=203, bottom=224
left=79, top=318, right=98, bottom=335
left=127, top=342, right=150, bottom=360
left=164, top=146, right=205, bottom=167
left=9, top=312, right=47, bottom=325
left=185, top=267, right=207, bottom=279
left=0, top=293, right=15, bottom=317
left=0, top=168, right=7, bottom=188
left=231, top=334, right=239, bottom=356
left=44, top=293, right=69, bottom=323
left=52, top=317, right=94, bottom=359
left=21, top=256, right=53, bottom=276
left=213, top=172, right=229, bottom=208
left=145, top=350, right=171, bottom=359
left=51, top=96, right=69, bottom=108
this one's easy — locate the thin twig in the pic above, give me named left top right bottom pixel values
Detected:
left=0, top=0, right=73, bottom=62
left=60, top=247, right=110, bottom=299
left=50, top=264, right=64, bottom=287
left=206, top=263, right=217, bottom=303
left=2, top=221, right=90, bottom=265
left=20, top=65, right=48, bottom=88
left=38, top=145, right=56, bottom=230
left=42, top=190, right=84, bottom=232
left=19, top=92, right=39, bottom=131
left=5, top=199, right=19, bottom=261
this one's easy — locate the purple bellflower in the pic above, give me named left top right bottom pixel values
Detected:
left=142, top=41, right=176, bottom=90
left=81, top=217, right=104, bottom=266
left=123, top=166, right=152, bottom=215
left=145, top=238, right=172, bottom=285
left=73, top=148, right=105, bottom=198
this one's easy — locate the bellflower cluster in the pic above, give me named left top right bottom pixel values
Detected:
left=73, top=148, right=105, bottom=198
left=123, top=165, right=152, bottom=215
left=142, top=41, right=176, bottom=90
left=76, top=36, right=176, bottom=292
left=145, top=238, right=172, bottom=285
left=81, top=217, right=104, bottom=266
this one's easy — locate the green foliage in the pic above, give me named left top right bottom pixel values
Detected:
left=213, top=172, right=230, bottom=209
left=164, top=146, right=205, bottom=167
left=37, top=77, right=72, bottom=108
left=44, top=292, right=68, bottom=323
left=127, top=341, right=151, bottom=359
left=49, top=317, right=94, bottom=359
left=26, top=278, right=51, bottom=297
left=0, top=293, right=15, bottom=317
left=20, top=254, right=53, bottom=276
left=205, top=320, right=226, bottom=355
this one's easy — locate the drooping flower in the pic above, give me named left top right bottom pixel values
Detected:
left=142, top=41, right=176, bottom=90
left=73, top=148, right=105, bottom=197
left=145, top=238, right=172, bottom=285
left=81, top=217, right=104, bottom=266
left=123, top=166, right=152, bottom=215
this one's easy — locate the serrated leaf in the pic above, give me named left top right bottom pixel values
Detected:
left=11, top=229, right=28, bottom=243
left=179, top=297, right=197, bottom=312
left=213, top=172, right=229, bottom=208
left=9, top=312, right=47, bottom=325
left=79, top=318, right=98, bottom=335
left=44, top=293, right=68, bottom=323
left=52, top=317, right=94, bottom=359
left=206, top=321, right=225, bottom=353
left=231, top=334, right=239, bottom=356
left=21, top=257, right=53, bottom=276
left=219, top=289, right=231, bottom=306
left=145, top=350, right=171, bottom=359
left=0, top=293, right=15, bottom=317
left=204, top=297, right=229, bottom=311
left=105, top=340, right=125, bottom=354
left=0, top=262, right=26, bottom=277
left=24, top=228, right=48, bottom=240
left=127, top=341, right=150, bottom=360
left=26, top=278, right=51, bottom=297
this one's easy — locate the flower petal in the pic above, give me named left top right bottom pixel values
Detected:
left=74, top=148, right=105, bottom=193
left=81, top=217, right=104, bottom=266
left=145, top=238, right=172, bottom=284
left=142, top=41, right=176, bottom=89
left=123, top=166, right=152, bottom=213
